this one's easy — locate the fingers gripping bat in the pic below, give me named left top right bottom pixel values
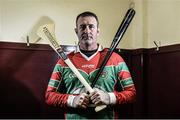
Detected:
left=37, top=24, right=106, bottom=112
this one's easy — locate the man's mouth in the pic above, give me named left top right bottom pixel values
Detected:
left=81, top=34, right=93, bottom=40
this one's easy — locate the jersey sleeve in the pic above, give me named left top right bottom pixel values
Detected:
left=45, top=59, right=69, bottom=108
left=113, top=54, right=136, bottom=105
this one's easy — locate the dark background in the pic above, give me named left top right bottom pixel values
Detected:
left=0, top=42, right=180, bottom=118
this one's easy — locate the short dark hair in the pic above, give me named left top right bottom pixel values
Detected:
left=76, top=11, right=99, bottom=27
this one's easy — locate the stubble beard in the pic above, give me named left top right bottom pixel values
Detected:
left=80, top=38, right=98, bottom=51
left=80, top=34, right=93, bottom=47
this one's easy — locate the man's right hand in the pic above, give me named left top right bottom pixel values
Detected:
left=72, top=93, right=89, bottom=109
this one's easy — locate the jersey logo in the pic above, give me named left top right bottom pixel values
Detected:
left=100, top=71, right=108, bottom=79
left=82, top=64, right=95, bottom=68
left=68, top=73, right=77, bottom=79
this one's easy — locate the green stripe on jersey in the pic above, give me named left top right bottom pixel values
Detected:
left=120, top=78, right=133, bottom=87
left=116, top=62, right=129, bottom=71
left=53, top=64, right=63, bottom=73
left=48, top=79, right=60, bottom=88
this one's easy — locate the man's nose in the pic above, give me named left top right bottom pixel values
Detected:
left=84, top=26, right=91, bottom=33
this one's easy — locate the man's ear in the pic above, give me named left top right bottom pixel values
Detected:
left=97, top=28, right=100, bottom=36
left=74, top=28, right=78, bottom=34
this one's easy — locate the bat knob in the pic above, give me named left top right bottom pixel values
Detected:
left=95, top=105, right=107, bottom=112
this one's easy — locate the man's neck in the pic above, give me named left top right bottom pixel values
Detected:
left=80, top=44, right=98, bottom=51
left=80, top=48, right=98, bottom=57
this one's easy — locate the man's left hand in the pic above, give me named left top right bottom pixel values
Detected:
left=89, top=88, right=110, bottom=105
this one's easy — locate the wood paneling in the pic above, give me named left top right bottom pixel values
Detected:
left=0, top=42, right=76, bottom=118
left=118, top=49, right=146, bottom=118
left=1, top=42, right=180, bottom=118
left=145, top=45, right=180, bottom=118
left=118, top=44, right=180, bottom=119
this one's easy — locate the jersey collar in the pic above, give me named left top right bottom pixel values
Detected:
left=74, top=44, right=103, bottom=61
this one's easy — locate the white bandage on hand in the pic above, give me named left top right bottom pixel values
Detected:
left=72, top=93, right=89, bottom=109
left=90, top=88, right=110, bottom=105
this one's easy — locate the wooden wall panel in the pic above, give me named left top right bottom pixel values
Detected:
left=1, top=42, right=180, bottom=118
left=118, top=49, right=146, bottom=118
left=118, top=45, right=180, bottom=118
left=145, top=45, right=180, bottom=118
left=0, top=42, right=76, bottom=118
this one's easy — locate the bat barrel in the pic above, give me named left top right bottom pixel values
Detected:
left=110, top=8, right=135, bottom=49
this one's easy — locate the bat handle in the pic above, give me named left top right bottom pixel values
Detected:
left=89, top=90, right=107, bottom=112
left=87, top=90, right=107, bottom=112
left=95, top=104, right=107, bottom=112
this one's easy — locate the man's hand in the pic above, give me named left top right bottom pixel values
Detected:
left=72, top=93, right=89, bottom=109
left=89, top=88, right=110, bottom=105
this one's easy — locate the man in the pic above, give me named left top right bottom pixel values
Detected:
left=45, top=11, right=136, bottom=119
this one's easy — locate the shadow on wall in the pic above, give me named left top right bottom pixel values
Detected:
left=22, top=16, right=54, bottom=44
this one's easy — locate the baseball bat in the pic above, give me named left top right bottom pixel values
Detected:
left=91, top=8, right=136, bottom=88
left=37, top=24, right=106, bottom=112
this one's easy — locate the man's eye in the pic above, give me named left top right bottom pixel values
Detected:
left=89, top=25, right=95, bottom=29
left=80, top=25, right=86, bottom=30
left=79, top=24, right=95, bottom=30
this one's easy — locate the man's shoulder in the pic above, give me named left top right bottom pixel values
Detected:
left=101, top=48, right=123, bottom=59
left=66, top=50, right=81, bottom=59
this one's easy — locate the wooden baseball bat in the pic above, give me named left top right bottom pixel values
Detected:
left=37, top=24, right=106, bottom=112
left=91, top=8, right=136, bottom=88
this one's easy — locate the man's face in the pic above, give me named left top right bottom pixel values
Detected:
left=75, top=16, right=100, bottom=49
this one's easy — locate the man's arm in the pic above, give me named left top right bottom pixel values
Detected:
left=45, top=60, right=89, bottom=109
left=45, top=60, right=69, bottom=108
left=114, top=58, right=136, bottom=104
left=89, top=53, right=136, bottom=106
